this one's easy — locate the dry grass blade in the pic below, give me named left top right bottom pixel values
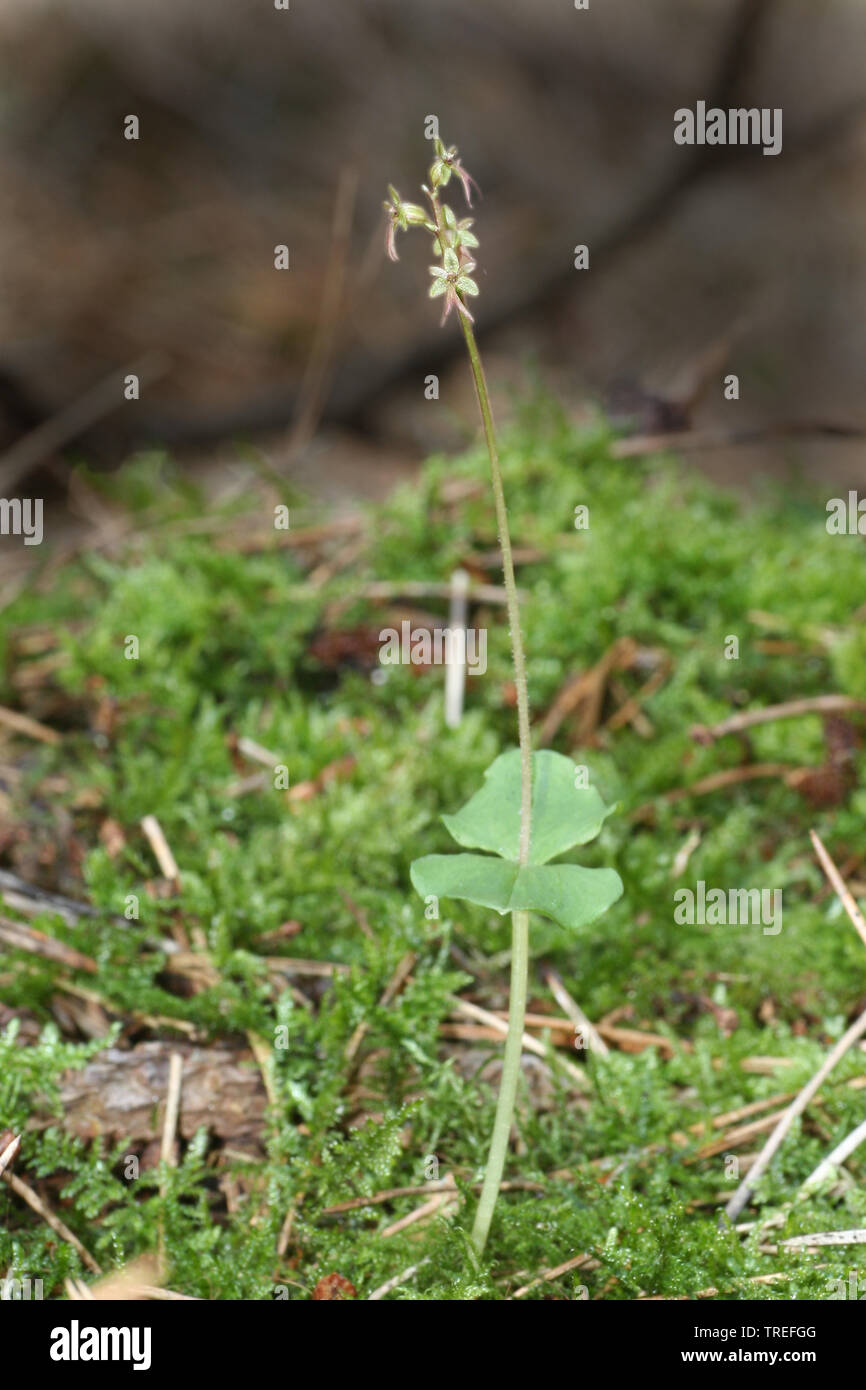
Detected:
left=450, top=996, right=590, bottom=1089
left=512, top=1251, right=595, bottom=1299
left=725, top=832, right=866, bottom=1222
left=3, top=1168, right=101, bottom=1273
left=367, top=1259, right=430, bottom=1301
left=781, top=1229, right=866, bottom=1249
left=799, top=1115, right=866, bottom=1196
left=810, top=829, right=866, bottom=950
left=380, top=1180, right=458, bottom=1239
left=543, top=969, right=609, bottom=1057
left=141, top=814, right=182, bottom=889
left=65, top=1254, right=165, bottom=1300
left=724, top=1008, right=866, bottom=1223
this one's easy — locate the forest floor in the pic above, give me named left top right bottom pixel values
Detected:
left=2, top=398, right=866, bottom=1300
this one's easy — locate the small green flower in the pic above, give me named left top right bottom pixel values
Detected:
left=429, top=248, right=479, bottom=324
left=432, top=207, right=479, bottom=257
left=383, top=186, right=430, bottom=261
left=429, top=139, right=479, bottom=205
left=385, top=138, right=481, bottom=323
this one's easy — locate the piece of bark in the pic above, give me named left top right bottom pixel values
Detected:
left=46, top=1042, right=268, bottom=1144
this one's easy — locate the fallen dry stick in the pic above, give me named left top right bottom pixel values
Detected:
left=724, top=1010, right=866, bottom=1224
left=0, top=703, right=61, bottom=744
left=605, top=660, right=670, bottom=734
left=810, top=830, right=866, bottom=952
left=320, top=1176, right=548, bottom=1218
left=630, top=762, right=798, bottom=820
left=641, top=1271, right=797, bottom=1301
left=451, top=997, right=589, bottom=1089
left=380, top=1181, right=458, bottom=1239
left=0, top=915, right=98, bottom=974
left=0, top=352, right=168, bottom=494
left=613, top=419, right=866, bottom=460
left=690, top=1109, right=788, bottom=1161
left=0, top=1133, right=21, bottom=1177
left=799, top=1114, right=866, bottom=1197
left=0, top=868, right=118, bottom=926
left=537, top=638, right=636, bottom=747
left=65, top=1254, right=165, bottom=1301
left=512, top=1251, right=596, bottom=1300
left=367, top=1259, right=430, bottom=1301
left=543, top=969, right=609, bottom=1057
left=691, top=695, right=866, bottom=745
left=779, top=1229, right=866, bottom=1249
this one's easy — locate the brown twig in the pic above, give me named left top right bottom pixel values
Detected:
left=380, top=1179, right=458, bottom=1239
left=338, top=890, right=376, bottom=941
left=0, top=915, right=98, bottom=974
left=247, top=1031, right=280, bottom=1110
left=604, top=659, right=670, bottom=734
left=512, top=1251, right=595, bottom=1299
left=640, top=1271, right=797, bottom=1301
left=450, top=997, right=589, bottom=1089
left=780, top=1228, right=866, bottom=1249
left=692, top=695, right=866, bottom=745
left=630, top=762, right=797, bottom=820
left=321, top=1177, right=549, bottom=1218
left=537, top=639, right=636, bottom=747
left=0, top=703, right=61, bottom=745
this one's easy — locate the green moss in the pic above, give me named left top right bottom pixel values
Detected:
left=1, top=406, right=865, bottom=1299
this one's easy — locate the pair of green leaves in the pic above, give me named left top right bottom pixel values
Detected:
left=410, top=749, right=623, bottom=930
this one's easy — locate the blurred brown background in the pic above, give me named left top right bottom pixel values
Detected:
left=2, top=0, right=866, bottom=508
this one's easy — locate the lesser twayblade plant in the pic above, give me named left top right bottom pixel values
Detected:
left=386, top=138, right=623, bottom=1256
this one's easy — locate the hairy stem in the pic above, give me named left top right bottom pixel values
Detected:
left=470, top=909, right=529, bottom=1256
left=460, top=313, right=533, bottom=1256
left=459, top=317, right=532, bottom=860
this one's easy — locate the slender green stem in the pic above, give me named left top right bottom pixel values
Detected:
left=459, top=313, right=533, bottom=1256
left=459, top=316, right=532, bottom=863
left=470, top=908, right=529, bottom=1255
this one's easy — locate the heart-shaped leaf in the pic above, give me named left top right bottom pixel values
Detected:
left=410, top=853, right=518, bottom=915
left=410, top=854, right=623, bottom=930
left=509, top=863, right=623, bottom=928
left=442, top=749, right=614, bottom=865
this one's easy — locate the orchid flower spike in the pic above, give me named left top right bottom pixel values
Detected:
left=384, top=140, right=481, bottom=327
